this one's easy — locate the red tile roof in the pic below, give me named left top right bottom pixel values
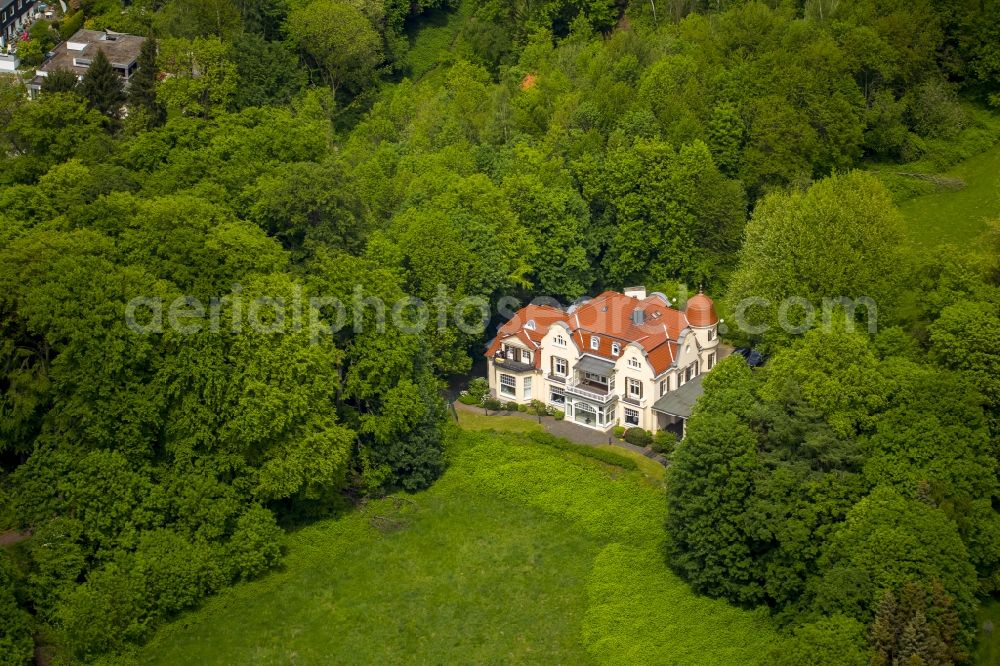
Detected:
left=685, top=292, right=719, bottom=327
left=486, top=304, right=567, bottom=370
left=486, top=291, right=716, bottom=375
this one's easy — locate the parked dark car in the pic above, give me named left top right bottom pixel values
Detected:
left=734, top=348, right=766, bottom=367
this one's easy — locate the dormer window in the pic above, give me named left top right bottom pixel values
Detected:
left=611, top=342, right=621, bottom=356
left=525, top=320, right=536, bottom=331
left=590, top=336, right=600, bottom=350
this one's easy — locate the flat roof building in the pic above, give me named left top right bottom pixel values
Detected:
left=27, top=29, right=145, bottom=98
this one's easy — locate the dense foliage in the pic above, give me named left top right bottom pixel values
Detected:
left=0, top=0, right=998, bottom=662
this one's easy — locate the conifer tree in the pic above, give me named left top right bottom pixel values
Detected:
left=80, top=49, right=125, bottom=118
left=127, top=37, right=164, bottom=126
left=870, top=588, right=900, bottom=665
left=40, top=68, right=80, bottom=95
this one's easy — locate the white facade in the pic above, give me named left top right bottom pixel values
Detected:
left=487, top=292, right=720, bottom=433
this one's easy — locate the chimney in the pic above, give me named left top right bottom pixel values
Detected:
left=624, top=286, right=647, bottom=300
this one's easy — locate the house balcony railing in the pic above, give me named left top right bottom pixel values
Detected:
left=492, top=354, right=534, bottom=373
left=566, top=378, right=617, bottom=404
left=622, top=395, right=643, bottom=407
left=547, top=373, right=566, bottom=384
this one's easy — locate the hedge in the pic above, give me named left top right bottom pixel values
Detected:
left=624, top=428, right=652, bottom=447
left=525, top=431, right=639, bottom=471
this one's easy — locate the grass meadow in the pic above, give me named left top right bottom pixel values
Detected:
left=137, top=429, right=783, bottom=664
left=897, top=142, right=1000, bottom=248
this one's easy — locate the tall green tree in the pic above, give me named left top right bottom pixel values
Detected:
left=727, top=171, right=904, bottom=347
left=231, top=33, right=307, bottom=109
left=811, top=486, right=977, bottom=643
left=127, top=37, right=165, bottom=127
left=665, top=406, right=763, bottom=605
left=40, top=69, right=80, bottom=95
left=285, top=0, right=383, bottom=97
left=80, top=49, right=125, bottom=119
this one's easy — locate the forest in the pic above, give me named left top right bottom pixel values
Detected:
left=0, top=0, right=999, bottom=663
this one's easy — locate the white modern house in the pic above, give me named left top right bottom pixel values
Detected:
left=485, top=288, right=721, bottom=435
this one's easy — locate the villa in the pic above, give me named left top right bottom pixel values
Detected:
left=485, top=287, right=721, bottom=435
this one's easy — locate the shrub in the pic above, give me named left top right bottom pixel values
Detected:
left=59, top=10, right=85, bottom=41
left=652, top=430, right=677, bottom=456
left=457, top=392, right=480, bottom=406
left=624, top=428, right=652, bottom=447
left=517, top=403, right=528, bottom=412
left=482, top=397, right=503, bottom=412
left=553, top=409, right=565, bottom=420
left=612, top=426, right=626, bottom=439
left=226, top=506, right=283, bottom=580
left=466, top=377, right=489, bottom=403
left=504, top=401, right=520, bottom=412
left=528, top=399, right=548, bottom=417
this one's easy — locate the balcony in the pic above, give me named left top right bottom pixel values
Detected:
left=547, top=373, right=567, bottom=384
left=566, top=378, right=617, bottom=404
left=492, top=354, right=534, bottom=373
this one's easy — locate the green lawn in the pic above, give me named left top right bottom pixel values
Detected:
left=975, top=600, right=1000, bottom=666
left=455, top=408, right=545, bottom=434
left=896, top=142, right=1000, bottom=248
left=456, top=408, right=666, bottom=484
left=138, top=431, right=783, bottom=664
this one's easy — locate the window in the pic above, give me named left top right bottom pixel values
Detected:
left=499, top=374, right=516, bottom=396
left=627, top=378, right=643, bottom=400
left=660, top=378, right=669, bottom=396
left=624, top=408, right=639, bottom=426
left=708, top=329, right=716, bottom=341
left=611, top=342, right=621, bottom=356
left=550, top=391, right=565, bottom=405
left=521, top=350, right=531, bottom=365
left=524, top=376, right=532, bottom=400
left=685, top=343, right=691, bottom=353
left=525, top=320, right=536, bottom=331
left=554, top=334, right=566, bottom=347
left=574, top=402, right=597, bottom=426
left=585, top=372, right=608, bottom=385
left=708, top=352, right=716, bottom=370
left=590, top=336, right=600, bottom=350
left=553, top=357, right=568, bottom=376
left=628, top=357, right=641, bottom=370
